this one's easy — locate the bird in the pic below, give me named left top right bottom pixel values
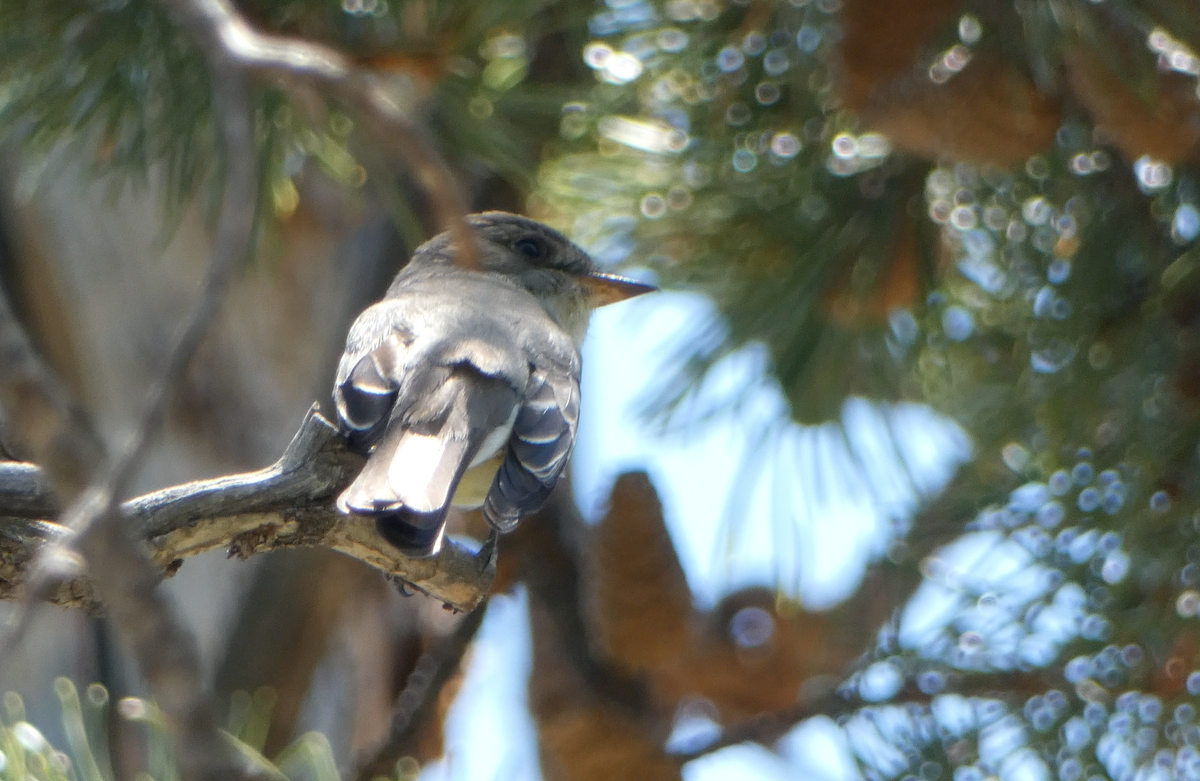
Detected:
left=332, top=212, right=654, bottom=557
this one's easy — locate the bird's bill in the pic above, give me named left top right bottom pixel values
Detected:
left=583, top=271, right=657, bottom=306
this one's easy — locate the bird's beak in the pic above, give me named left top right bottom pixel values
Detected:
left=583, top=271, right=657, bottom=307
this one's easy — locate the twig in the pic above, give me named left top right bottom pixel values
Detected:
left=1, top=0, right=479, bottom=777
left=352, top=599, right=490, bottom=781
left=672, top=687, right=857, bottom=763
left=514, top=488, right=649, bottom=712
left=671, top=669, right=1054, bottom=763
left=0, top=408, right=494, bottom=611
left=177, top=0, right=479, bottom=269
left=0, top=462, right=59, bottom=518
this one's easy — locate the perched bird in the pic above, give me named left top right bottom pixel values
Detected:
left=333, top=212, right=654, bottom=557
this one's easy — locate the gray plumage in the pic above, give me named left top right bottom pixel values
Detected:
left=333, top=212, right=596, bottom=557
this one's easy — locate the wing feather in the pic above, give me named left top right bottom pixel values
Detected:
left=482, top=367, right=580, bottom=532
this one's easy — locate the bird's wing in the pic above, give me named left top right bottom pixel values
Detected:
left=334, top=329, right=408, bottom=450
left=482, top=364, right=580, bottom=532
left=333, top=294, right=531, bottom=555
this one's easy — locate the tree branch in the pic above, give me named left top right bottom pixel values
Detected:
left=0, top=2, right=268, bottom=778
left=352, top=598, right=490, bottom=781
left=672, top=686, right=857, bottom=763
left=179, top=0, right=479, bottom=269
left=1, top=3, right=482, bottom=778
left=0, top=407, right=494, bottom=612
left=671, top=669, right=1054, bottom=763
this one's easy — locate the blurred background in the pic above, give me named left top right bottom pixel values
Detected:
left=2, top=0, right=1200, bottom=780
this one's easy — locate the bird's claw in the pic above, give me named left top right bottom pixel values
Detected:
left=478, top=529, right=499, bottom=574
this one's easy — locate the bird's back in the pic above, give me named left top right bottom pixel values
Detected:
left=333, top=266, right=581, bottom=555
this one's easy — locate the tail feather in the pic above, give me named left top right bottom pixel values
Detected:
left=339, top=418, right=468, bottom=558
left=337, top=369, right=517, bottom=557
left=386, top=432, right=469, bottom=513
left=374, top=509, right=448, bottom=556
left=336, top=423, right=404, bottom=513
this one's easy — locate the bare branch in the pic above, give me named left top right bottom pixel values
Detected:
left=73, top=1, right=259, bottom=505
left=0, top=462, right=58, bottom=518
left=0, top=408, right=494, bottom=611
left=1, top=0, right=261, bottom=777
left=178, top=0, right=478, bottom=268
left=352, top=599, right=490, bottom=781
left=1, top=2, right=480, bottom=776
left=672, top=670, right=1054, bottom=763
left=671, top=687, right=855, bottom=763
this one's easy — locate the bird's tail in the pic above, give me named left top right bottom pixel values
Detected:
left=337, top=409, right=469, bottom=556
left=337, top=369, right=515, bottom=557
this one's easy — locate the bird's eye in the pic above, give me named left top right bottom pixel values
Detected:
left=515, top=238, right=543, bottom=259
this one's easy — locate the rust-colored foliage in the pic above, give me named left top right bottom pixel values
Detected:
left=837, top=0, right=1200, bottom=167
left=837, top=0, right=1060, bottom=165
left=511, top=472, right=869, bottom=780
left=589, top=474, right=849, bottom=721
left=530, top=594, right=682, bottom=781
left=1153, top=630, right=1199, bottom=699
left=589, top=472, right=692, bottom=672
left=857, top=54, right=1061, bottom=166
left=1064, top=47, right=1200, bottom=164
left=823, top=214, right=923, bottom=329
left=837, top=0, right=961, bottom=111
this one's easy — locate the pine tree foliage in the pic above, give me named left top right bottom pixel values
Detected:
left=0, top=0, right=590, bottom=224
left=536, top=0, right=928, bottom=423
left=533, top=0, right=1200, bottom=428
left=0, top=680, right=347, bottom=781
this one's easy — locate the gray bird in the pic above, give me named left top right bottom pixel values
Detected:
left=333, top=212, right=654, bottom=557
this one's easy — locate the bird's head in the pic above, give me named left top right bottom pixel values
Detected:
left=410, top=212, right=655, bottom=343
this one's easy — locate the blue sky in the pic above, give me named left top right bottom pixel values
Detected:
left=427, top=291, right=971, bottom=780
